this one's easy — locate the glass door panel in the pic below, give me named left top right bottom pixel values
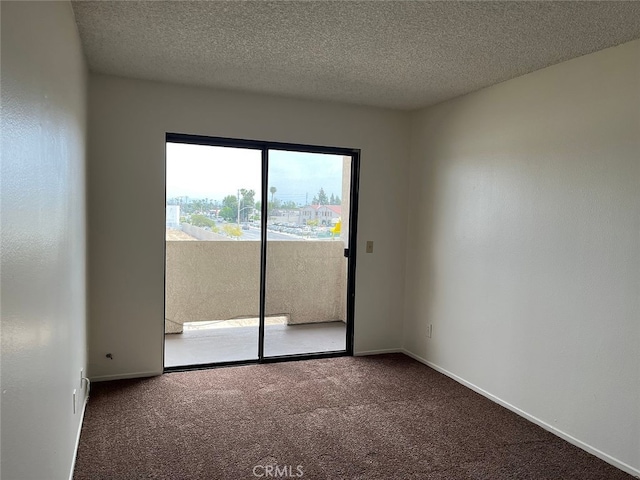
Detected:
left=263, top=150, right=350, bottom=357
left=164, top=142, right=262, bottom=367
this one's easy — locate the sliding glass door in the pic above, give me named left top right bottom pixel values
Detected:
left=264, top=150, right=350, bottom=358
left=164, top=142, right=262, bottom=367
left=164, top=134, right=359, bottom=370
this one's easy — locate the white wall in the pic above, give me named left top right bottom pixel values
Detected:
left=87, top=74, right=410, bottom=379
left=0, top=2, right=88, bottom=479
left=405, top=39, right=640, bottom=475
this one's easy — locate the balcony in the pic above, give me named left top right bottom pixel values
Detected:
left=165, top=237, right=347, bottom=366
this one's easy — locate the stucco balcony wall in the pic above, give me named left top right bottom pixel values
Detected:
left=165, top=241, right=347, bottom=334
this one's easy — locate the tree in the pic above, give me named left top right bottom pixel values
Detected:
left=239, top=188, right=255, bottom=222
left=218, top=189, right=256, bottom=222
left=219, top=195, right=238, bottom=222
left=239, top=189, right=255, bottom=207
left=189, top=214, right=217, bottom=231
left=270, top=198, right=282, bottom=210
left=312, top=187, right=328, bottom=205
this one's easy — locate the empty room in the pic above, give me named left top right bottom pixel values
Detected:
left=1, top=1, right=638, bottom=479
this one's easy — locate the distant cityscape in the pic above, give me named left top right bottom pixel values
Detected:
left=166, top=188, right=345, bottom=241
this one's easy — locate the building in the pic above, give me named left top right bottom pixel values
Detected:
left=269, top=208, right=300, bottom=224
left=1, top=2, right=639, bottom=479
left=165, top=205, right=181, bottom=229
left=300, top=204, right=341, bottom=226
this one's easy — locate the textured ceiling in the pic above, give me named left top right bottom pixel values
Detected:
left=72, top=1, right=640, bottom=110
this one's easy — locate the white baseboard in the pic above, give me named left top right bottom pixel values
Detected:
left=68, top=388, right=89, bottom=480
left=90, top=370, right=162, bottom=382
left=354, top=348, right=403, bottom=356
left=401, top=349, right=640, bottom=479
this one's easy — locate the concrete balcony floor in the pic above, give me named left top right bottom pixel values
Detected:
left=164, top=319, right=346, bottom=367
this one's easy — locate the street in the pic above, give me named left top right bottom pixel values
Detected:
left=238, top=226, right=325, bottom=241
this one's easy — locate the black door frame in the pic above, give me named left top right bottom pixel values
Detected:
left=163, top=133, right=360, bottom=372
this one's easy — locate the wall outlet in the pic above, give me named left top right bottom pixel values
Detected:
left=365, top=241, right=374, bottom=253
left=427, top=324, right=433, bottom=338
left=72, top=389, right=77, bottom=414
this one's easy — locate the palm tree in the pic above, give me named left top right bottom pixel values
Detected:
left=270, top=186, right=277, bottom=204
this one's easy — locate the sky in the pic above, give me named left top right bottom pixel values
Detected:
left=166, top=143, right=346, bottom=205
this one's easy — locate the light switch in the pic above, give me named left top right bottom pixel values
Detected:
left=366, top=241, right=374, bottom=253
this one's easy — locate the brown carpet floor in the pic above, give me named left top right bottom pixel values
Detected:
left=74, top=354, right=632, bottom=479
